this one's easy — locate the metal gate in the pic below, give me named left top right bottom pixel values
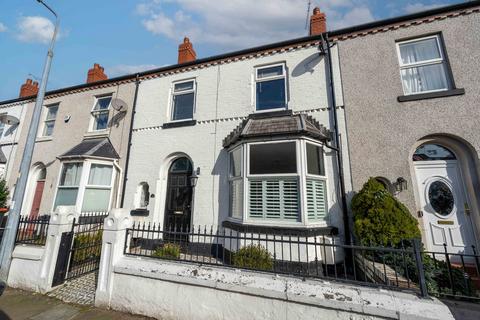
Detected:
left=52, top=212, right=107, bottom=287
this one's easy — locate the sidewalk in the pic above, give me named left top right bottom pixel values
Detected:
left=0, top=288, right=153, bottom=320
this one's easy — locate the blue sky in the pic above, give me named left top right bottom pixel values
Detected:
left=0, top=0, right=464, bottom=101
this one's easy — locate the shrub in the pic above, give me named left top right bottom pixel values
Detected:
left=233, top=244, right=274, bottom=271
left=72, top=231, right=103, bottom=263
left=153, top=243, right=181, bottom=259
left=352, top=178, right=421, bottom=246
left=0, top=179, right=9, bottom=208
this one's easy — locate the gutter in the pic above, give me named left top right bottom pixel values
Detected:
left=120, top=74, right=140, bottom=208
left=321, top=34, right=352, bottom=245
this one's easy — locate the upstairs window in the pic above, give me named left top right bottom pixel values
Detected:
left=397, top=35, right=451, bottom=95
left=255, top=64, right=287, bottom=111
left=0, top=120, right=4, bottom=138
left=42, top=104, right=58, bottom=137
left=172, top=80, right=195, bottom=121
left=91, top=96, right=112, bottom=131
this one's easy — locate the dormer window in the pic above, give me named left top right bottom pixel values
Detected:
left=90, top=96, right=112, bottom=131
left=255, top=64, right=287, bottom=111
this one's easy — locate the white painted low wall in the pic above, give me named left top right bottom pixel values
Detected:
left=8, top=245, right=45, bottom=292
left=97, top=256, right=454, bottom=320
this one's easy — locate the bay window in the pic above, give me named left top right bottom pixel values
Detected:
left=397, top=35, right=451, bottom=95
left=54, top=160, right=115, bottom=212
left=228, top=139, right=328, bottom=225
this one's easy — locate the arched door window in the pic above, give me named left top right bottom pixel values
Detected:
left=413, top=144, right=456, bottom=161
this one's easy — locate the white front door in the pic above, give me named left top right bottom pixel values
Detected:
left=414, top=160, right=475, bottom=254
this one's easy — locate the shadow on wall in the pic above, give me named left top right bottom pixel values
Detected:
left=291, top=53, right=324, bottom=78
left=212, top=149, right=229, bottom=226
left=108, top=110, right=127, bottom=128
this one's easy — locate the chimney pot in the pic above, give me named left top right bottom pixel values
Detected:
left=310, top=7, right=327, bottom=36
left=178, top=36, right=196, bottom=64
left=87, top=63, right=108, bottom=83
left=19, top=78, right=39, bottom=98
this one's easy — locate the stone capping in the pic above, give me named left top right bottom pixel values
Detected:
left=112, top=256, right=454, bottom=320
left=161, top=120, right=197, bottom=129
left=397, top=88, right=465, bottom=102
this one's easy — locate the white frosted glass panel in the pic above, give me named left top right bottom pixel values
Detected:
left=82, top=188, right=111, bottom=212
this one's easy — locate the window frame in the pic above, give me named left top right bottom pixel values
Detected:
left=52, top=159, right=116, bottom=213
left=396, top=34, right=451, bottom=96
left=228, top=145, right=244, bottom=220
left=254, top=62, right=288, bottom=113
left=89, top=95, right=112, bottom=132
left=247, top=140, right=299, bottom=178
left=305, top=141, right=327, bottom=179
left=170, top=79, right=196, bottom=122
left=40, top=103, right=59, bottom=137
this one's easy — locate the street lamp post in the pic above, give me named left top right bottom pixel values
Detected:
left=0, top=0, right=59, bottom=280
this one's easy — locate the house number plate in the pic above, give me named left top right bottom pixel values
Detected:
left=174, top=211, right=184, bottom=215
left=437, top=220, right=454, bottom=225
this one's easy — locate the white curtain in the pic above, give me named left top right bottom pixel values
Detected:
left=401, top=64, right=448, bottom=94
left=88, top=164, right=113, bottom=186
left=399, top=38, right=440, bottom=64
left=61, top=163, right=83, bottom=186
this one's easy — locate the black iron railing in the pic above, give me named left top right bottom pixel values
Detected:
left=15, top=215, right=50, bottom=246
left=125, top=223, right=480, bottom=300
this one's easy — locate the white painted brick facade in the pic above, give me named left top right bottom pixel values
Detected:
left=124, top=45, right=352, bottom=233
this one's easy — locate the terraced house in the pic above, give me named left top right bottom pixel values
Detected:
left=336, top=1, right=480, bottom=255
left=5, top=64, right=136, bottom=217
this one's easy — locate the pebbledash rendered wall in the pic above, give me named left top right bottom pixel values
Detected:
left=7, top=81, right=137, bottom=216
left=337, top=7, right=480, bottom=244
left=123, top=43, right=352, bottom=235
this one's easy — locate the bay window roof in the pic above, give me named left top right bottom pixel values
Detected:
left=59, top=137, right=119, bottom=160
left=223, top=111, right=331, bottom=148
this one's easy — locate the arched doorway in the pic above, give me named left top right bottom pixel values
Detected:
left=163, top=157, right=193, bottom=231
left=28, top=166, right=46, bottom=218
left=413, top=143, right=476, bottom=254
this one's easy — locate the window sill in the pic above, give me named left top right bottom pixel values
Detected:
left=249, top=109, right=292, bottom=119
left=84, top=130, right=110, bottom=138
left=162, top=120, right=197, bottom=129
left=222, top=220, right=337, bottom=236
left=397, top=88, right=465, bottom=102
left=36, top=136, right=53, bottom=142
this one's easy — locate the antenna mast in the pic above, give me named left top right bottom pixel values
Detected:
left=304, top=0, right=312, bottom=30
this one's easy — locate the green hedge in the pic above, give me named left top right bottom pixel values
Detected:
left=352, top=178, right=421, bottom=246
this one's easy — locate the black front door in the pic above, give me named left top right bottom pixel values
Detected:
left=164, top=157, right=193, bottom=232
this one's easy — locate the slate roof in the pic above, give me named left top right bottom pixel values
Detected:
left=59, top=138, right=119, bottom=159
left=223, top=111, right=331, bottom=148
left=0, top=148, right=7, bottom=164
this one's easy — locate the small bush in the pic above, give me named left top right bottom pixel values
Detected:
left=352, top=178, right=421, bottom=246
left=0, top=179, right=9, bottom=208
left=233, top=244, right=273, bottom=271
left=153, top=243, right=181, bottom=259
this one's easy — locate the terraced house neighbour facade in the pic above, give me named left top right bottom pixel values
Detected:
left=336, top=1, right=480, bottom=255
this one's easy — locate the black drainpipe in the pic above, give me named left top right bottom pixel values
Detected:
left=120, top=74, right=140, bottom=208
left=322, top=34, right=352, bottom=245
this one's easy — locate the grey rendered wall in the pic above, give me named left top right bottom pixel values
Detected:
left=338, top=12, right=480, bottom=224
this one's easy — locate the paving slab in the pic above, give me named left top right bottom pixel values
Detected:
left=0, top=288, right=153, bottom=320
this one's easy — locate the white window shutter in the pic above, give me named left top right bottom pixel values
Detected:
left=306, top=178, right=327, bottom=221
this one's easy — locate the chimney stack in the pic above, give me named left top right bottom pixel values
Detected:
left=178, top=37, right=196, bottom=64
left=87, top=63, right=108, bottom=83
left=310, top=7, right=327, bottom=36
left=19, top=79, right=39, bottom=98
